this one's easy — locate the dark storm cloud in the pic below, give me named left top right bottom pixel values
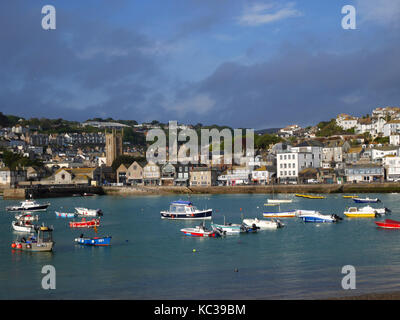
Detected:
left=167, top=38, right=400, bottom=128
left=0, top=1, right=163, bottom=121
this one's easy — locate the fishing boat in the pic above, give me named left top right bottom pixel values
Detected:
left=161, top=200, right=212, bottom=220
left=55, top=211, right=76, bottom=218
left=353, top=197, right=380, bottom=203
left=242, top=218, right=284, bottom=229
left=180, top=222, right=221, bottom=237
left=375, top=219, right=400, bottom=229
left=11, top=225, right=54, bottom=252
left=75, top=234, right=112, bottom=246
left=12, top=220, right=36, bottom=233
left=298, top=212, right=342, bottom=223
left=69, top=218, right=100, bottom=228
left=344, top=206, right=381, bottom=218
left=295, top=194, right=326, bottom=199
left=75, top=207, right=103, bottom=217
left=15, top=213, right=39, bottom=222
left=6, top=199, right=50, bottom=212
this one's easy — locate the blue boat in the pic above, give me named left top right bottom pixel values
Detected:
left=298, top=212, right=342, bottom=223
left=74, top=235, right=112, bottom=246
left=55, top=211, right=76, bottom=218
left=353, top=197, right=380, bottom=203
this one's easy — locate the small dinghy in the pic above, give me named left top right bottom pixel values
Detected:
left=69, top=218, right=100, bottom=228
left=75, top=207, right=103, bottom=217
left=181, top=222, right=221, bottom=237
left=242, top=218, right=284, bottom=229
left=375, top=219, right=400, bottom=229
left=353, top=197, right=380, bottom=203
left=12, top=220, right=36, bottom=233
left=55, top=211, right=76, bottom=218
left=15, top=213, right=39, bottom=222
left=75, top=234, right=112, bottom=246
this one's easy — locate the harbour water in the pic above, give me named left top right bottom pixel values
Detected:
left=2, top=193, right=400, bottom=300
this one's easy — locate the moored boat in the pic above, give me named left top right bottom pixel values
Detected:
left=242, top=218, right=284, bottom=229
left=161, top=200, right=212, bottom=220
left=6, top=199, right=50, bottom=212
left=75, top=207, right=103, bottom=217
left=343, top=195, right=358, bottom=198
left=180, top=223, right=221, bottom=237
left=295, top=194, right=326, bottom=199
left=75, top=234, right=111, bottom=246
left=263, top=210, right=297, bottom=218
left=344, top=206, right=380, bottom=218
left=15, top=213, right=39, bottom=222
left=12, top=220, right=36, bottom=233
left=69, top=218, right=100, bottom=228
left=375, top=219, right=400, bottom=229
left=353, top=197, right=380, bottom=203
left=267, top=199, right=293, bottom=204
left=55, top=211, right=76, bottom=218
left=11, top=225, right=54, bottom=252
left=298, top=212, right=342, bottom=223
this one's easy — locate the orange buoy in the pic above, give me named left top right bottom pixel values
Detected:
left=17, top=244, right=22, bottom=249
left=11, top=243, right=16, bottom=248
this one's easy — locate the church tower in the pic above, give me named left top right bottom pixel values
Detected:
left=106, top=129, right=123, bottom=166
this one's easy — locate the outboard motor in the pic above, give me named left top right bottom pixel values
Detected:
left=385, top=207, right=392, bottom=213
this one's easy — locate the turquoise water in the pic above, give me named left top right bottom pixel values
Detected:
left=2, top=193, right=400, bottom=300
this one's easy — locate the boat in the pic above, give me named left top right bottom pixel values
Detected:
left=298, top=212, right=342, bottom=223
left=69, top=218, right=100, bottom=228
left=242, top=218, right=284, bottom=229
left=15, top=213, right=39, bottom=222
left=295, top=194, right=326, bottom=199
left=267, top=199, right=293, bottom=204
left=375, top=219, right=400, bottom=229
left=263, top=205, right=297, bottom=217
left=344, top=206, right=381, bottom=218
left=11, top=225, right=54, bottom=252
left=353, top=197, right=380, bottom=203
left=12, top=220, right=36, bottom=233
left=6, top=199, right=50, bottom=212
left=180, top=222, right=221, bottom=237
left=55, top=211, right=76, bottom=218
left=75, top=234, right=112, bottom=246
left=75, top=207, right=103, bottom=217
left=211, top=222, right=242, bottom=234
left=343, top=195, right=358, bottom=198
left=83, top=192, right=95, bottom=196
left=161, top=200, right=212, bottom=220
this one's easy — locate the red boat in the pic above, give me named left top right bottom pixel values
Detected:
left=375, top=219, right=400, bottom=229
left=69, top=218, right=100, bottom=228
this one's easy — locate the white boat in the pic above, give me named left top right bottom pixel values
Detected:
left=180, top=223, right=221, bottom=237
left=298, top=212, right=342, bottom=223
left=12, top=220, right=36, bottom=233
left=15, top=213, right=39, bottom=222
left=75, top=207, right=103, bottom=217
left=267, top=199, right=293, bottom=204
left=242, top=218, right=284, bottom=229
left=160, top=200, right=212, bottom=220
left=344, top=206, right=382, bottom=218
left=6, top=199, right=50, bottom=212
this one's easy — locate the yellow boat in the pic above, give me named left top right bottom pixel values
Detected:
left=295, top=194, right=326, bottom=199
left=343, top=195, right=358, bottom=199
left=344, top=207, right=378, bottom=218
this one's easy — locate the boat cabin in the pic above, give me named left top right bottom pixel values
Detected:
left=169, top=201, right=197, bottom=213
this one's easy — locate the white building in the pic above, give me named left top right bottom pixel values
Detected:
left=383, top=120, right=400, bottom=137
left=383, top=156, right=400, bottom=181
left=371, top=146, right=399, bottom=162
left=336, top=114, right=358, bottom=130
left=390, top=135, right=400, bottom=146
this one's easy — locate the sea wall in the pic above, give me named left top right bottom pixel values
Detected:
left=102, top=183, right=400, bottom=196
left=2, top=186, right=105, bottom=200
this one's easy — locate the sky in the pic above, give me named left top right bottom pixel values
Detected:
left=1, top=0, right=400, bottom=129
